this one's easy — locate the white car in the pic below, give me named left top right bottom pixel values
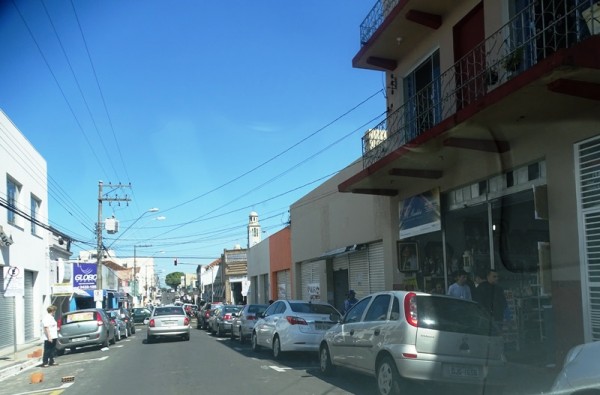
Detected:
left=551, top=340, right=600, bottom=394
left=251, top=300, right=340, bottom=359
left=319, top=291, right=506, bottom=395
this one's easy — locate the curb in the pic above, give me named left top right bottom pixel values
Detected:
left=0, top=357, right=42, bottom=382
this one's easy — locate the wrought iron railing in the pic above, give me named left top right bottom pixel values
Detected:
left=360, top=0, right=399, bottom=45
left=362, top=0, right=599, bottom=168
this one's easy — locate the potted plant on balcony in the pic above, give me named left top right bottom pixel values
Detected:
left=502, top=46, right=524, bottom=74
left=583, top=2, right=600, bottom=35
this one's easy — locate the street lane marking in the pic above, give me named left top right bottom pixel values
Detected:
left=60, top=355, right=109, bottom=366
left=269, top=366, right=291, bottom=372
left=13, top=382, right=73, bottom=395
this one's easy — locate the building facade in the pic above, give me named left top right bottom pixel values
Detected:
left=338, top=0, right=600, bottom=364
left=0, top=110, right=50, bottom=352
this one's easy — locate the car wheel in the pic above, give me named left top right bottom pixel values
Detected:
left=376, top=356, right=403, bottom=395
left=251, top=331, right=260, bottom=352
left=319, top=344, right=335, bottom=376
left=239, top=328, right=246, bottom=344
left=216, top=324, right=222, bottom=337
left=131, top=325, right=136, bottom=335
left=124, top=327, right=129, bottom=338
left=56, top=348, right=65, bottom=356
left=104, top=332, right=112, bottom=347
left=116, top=329, right=121, bottom=341
left=272, top=335, right=282, bottom=360
left=184, top=333, right=190, bottom=341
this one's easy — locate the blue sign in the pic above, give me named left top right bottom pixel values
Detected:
left=73, top=263, right=97, bottom=290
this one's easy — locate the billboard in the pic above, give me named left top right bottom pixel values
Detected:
left=73, top=263, right=97, bottom=290
left=399, top=188, right=441, bottom=239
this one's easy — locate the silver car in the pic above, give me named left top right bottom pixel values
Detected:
left=231, top=304, right=268, bottom=343
left=146, top=305, right=191, bottom=343
left=319, top=291, right=506, bottom=395
left=252, top=300, right=340, bottom=359
left=550, top=340, right=600, bottom=394
left=56, top=308, right=116, bottom=355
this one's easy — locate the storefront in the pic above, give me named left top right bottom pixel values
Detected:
left=398, top=160, right=551, bottom=358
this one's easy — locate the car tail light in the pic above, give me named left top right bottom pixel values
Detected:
left=57, top=318, right=62, bottom=330
left=286, top=316, right=307, bottom=325
left=184, top=317, right=189, bottom=326
left=246, top=315, right=256, bottom=321
left=224, top=314, right=231, bottom=321
left=95, top=312, right=105, bottom=327
left=204, top=311, right=210, bottom=318
left=404, top=292, right=418, bottom=327
left=149, top=319, right=155, bottom=327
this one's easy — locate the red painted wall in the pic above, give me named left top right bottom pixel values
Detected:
left=269, top=226, right=292, bottom=298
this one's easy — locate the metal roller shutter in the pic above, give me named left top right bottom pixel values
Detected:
left=333, top=254, right=348, bottom=271
left=368, top=242, right=385, bottom=292
left=24, top=270, right=34, bottom=341
left=349, top=249, right=369, bottom=299
left=300, top=261, right=320, bottom=301
left=276, top=270, right=290, bottom=299
left=0, top=269, right=16, bottom=348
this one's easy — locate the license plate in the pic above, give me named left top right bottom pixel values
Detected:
left=444, top=364, right=481, bottom=378
left=71, top=337, right=87, bottom=342
left=162, top=321, right=175, bottom=326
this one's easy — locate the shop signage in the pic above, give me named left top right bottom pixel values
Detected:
left=3, top=265, right=23, bottom=296
left=52, top=283, right=73, bottom=296
left=73, top=263, right=97, bottom=290
left=399, top=188, right=441, bottom=239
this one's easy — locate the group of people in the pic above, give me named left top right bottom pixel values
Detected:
left=444, top=268, right=508, bottom=324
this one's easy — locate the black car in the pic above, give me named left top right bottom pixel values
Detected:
left=115, top=307, right=135, bottom=334
left=131, top=307, right=152, bottom=324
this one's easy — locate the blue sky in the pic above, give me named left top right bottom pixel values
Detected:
left=0, top=1, right=385, bottom=277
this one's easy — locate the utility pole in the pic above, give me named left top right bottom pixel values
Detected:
left=96, top=181, right=131, bottom=308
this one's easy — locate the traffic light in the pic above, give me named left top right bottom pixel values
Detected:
left=174, top=258, right=178, bottom=266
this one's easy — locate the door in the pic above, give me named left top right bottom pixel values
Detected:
left=333, top=269, right=348, bottom=313
left=333, top=296, right=372, bottom=369
left=256, top=301, right=285, bottom=347
left=453, top=1, right=485, bottom=109
left=352, top=294, right=392, bottom=373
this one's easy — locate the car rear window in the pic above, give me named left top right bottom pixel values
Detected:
left=64, top=311, right=96, bottom=323
left=289, top=302, right=338, bottom=315
left=416, top=296, right=500, bottom=336
left=154, top=307, right=185, bottom=316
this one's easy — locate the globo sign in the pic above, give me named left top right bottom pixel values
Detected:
left=74, top=274, right=97, bottom=281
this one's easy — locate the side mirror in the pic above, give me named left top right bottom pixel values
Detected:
left=329, top=313, right=341, bottom=323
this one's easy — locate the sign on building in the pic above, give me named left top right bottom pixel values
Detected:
left=73, top=263, right=97, bottom=290
left=3, top=266, right=23, bottom=296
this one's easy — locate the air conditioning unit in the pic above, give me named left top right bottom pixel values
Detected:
left=105, top=217, right=119, bottom=234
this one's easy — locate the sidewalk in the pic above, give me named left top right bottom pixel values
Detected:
left=0, top=342, right=43, bottom=382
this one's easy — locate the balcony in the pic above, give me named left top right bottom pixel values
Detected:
left=340, top=1, right=600, bottom=195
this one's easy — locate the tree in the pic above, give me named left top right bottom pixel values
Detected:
left=165, top=271, right=185, bottom=290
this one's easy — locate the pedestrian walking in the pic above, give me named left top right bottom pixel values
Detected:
left=41, top=305, right=58, bottom=367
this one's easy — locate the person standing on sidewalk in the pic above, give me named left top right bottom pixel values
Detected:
left=41, top=305, right=58, bottom=367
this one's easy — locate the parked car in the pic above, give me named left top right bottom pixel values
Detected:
left=146, top=305, right=191, bottom=343
left=132, top=307, right=152, bottom=324
left=319, top=291, right=506, bottom=395
left=107, top=309, right=129, bottom=340
left=550, top=340, right=600, bottom=394
left=56, top=308, right=116, bottom=355
left=117, top=307, right=136, bottom=334
left=231, top=304, right=268, bottom=343
left=209, top=305, right=242, bottom=337
left=197, top=302, right=222, bottom=330
left=251, top=300, right=340, bottom=359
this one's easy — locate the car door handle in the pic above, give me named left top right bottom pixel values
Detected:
left=374, top=329, right=380, bottom=336
left=350, top=329, right=354, bottom=336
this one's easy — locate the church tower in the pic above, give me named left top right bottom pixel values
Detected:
left=248, top=211, right=261, bottom=248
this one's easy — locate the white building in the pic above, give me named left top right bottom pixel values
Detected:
left=0, top=110, right=50, bottom=352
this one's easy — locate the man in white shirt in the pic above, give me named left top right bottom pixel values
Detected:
left=447, top=270, right=472, bottom=300
left=41, top=305, right=58, bottom=367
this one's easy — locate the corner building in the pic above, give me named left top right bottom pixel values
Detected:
left=339, top=0, right=600, bottom=365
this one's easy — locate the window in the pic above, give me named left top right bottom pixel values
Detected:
left=364, top=294, right=391, bottom=321
left=31, top=194, right=41, bottom=235
left=7, top=177, right=21, bottom=225
left=343, top=297, right=371, bottom=324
